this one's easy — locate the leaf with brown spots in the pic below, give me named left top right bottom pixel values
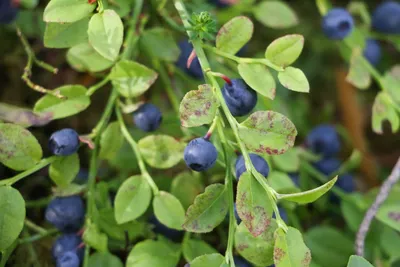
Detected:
left=236, top=171, right=273, bottom=237
left=0, top=103, right=52, bottom=127
left=238, top=111, right=297, bottom=155
left=372, top=92, right=399, bottom=134
left=376, top=203, right=400, bottom=232
left=179, top=84, right=219, bottom=128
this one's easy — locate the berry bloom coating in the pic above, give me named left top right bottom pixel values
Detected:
left=0, top=0, right=18, bottom=24
left=176, top=40, right=203, bottom=79
left=235, top=153, right=270, bottom=180
left=133, top=103, right=162, bottom=132
left=49, top=129, right=80, bottom=156
left=372, top=1, right=400, bottom=34
left=222, top=79, right=257, bottom=117
left=322, top=8, right=354, bottom=40
left=363, top=39, right=381, bottom=66
left=52, top=234, right=84, bottom=261
left=149, top=215, right=184, bottom=242
left=234, top=256, right=251, bottom=267
left=305, top=124, right=340, bottom=158
left=56, top=251, right=80, bottom=267
left=313, top=158, right=341, bottom=176
left=45, top=196, right=85, bottom=233
left=184, top=138, right=217, bottom=172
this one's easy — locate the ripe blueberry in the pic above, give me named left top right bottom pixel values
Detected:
left=305, top=124, right=340, bottom=158
left=49, top=129, right=80, bottom=156
left=52, top=234, right=84, bottom=261
left=45, top=195, right=85, bottom=233
left=235, top=153, right=270, bottom=180
left=149, top=215, right=184, bottom=242
left=133, top=103, right=162, bottom=132
left=372, top=1, right=400, bottom=34
left=363, top=39, right=381, bottom=66
left=56, top=251, right=80, bottom=267
left=176, top=40, right=203, bottom=79
left=322, top=8, right=354, bottom=40
left=313, top=158, right=341, bottom=175
left=184, top=138, right=217, bottom=172
left=234, top=256, right=251, bottom=267
left=0, top=0, right=18, bottom=24
left=222, top=79, right=257, bottom=117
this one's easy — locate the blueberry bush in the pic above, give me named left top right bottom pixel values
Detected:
left=0, top=0, right=399, bottom=267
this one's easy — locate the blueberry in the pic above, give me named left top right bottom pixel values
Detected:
left=149, top=215, right=184, bottom=242
left=235, top=153, right=270, bottom=180
left=336, top=173, right=355, bottom=193
left=73, top=169, right=89, bottom=185
left=176, top=40, right=203, bottom=79
left=56, top=251, right=80, bottom=267
left=184, top=138, right=217, bottom=172
left=322, top=8, right=354, bottom=40
left=363, top=39, right=381, bottom=66
left=222, top=79, right=257, bottom=117
left=45, top=196, right=85, bottom=233
left=305, top=124, right=340, bottom=158
left=372, top=1, right=400, bottom=34
left=49, top=129, right=80, bottom=156
left=313, top=158, right=341, bottom=176
left=52, top=234, right=84, bottom=261
left=132, top=103, right=162, bottom=132
left=234, top=256, right=251, bottom=267
left=0, top=0, right=18, bottom=24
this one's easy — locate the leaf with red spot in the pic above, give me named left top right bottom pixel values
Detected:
left=238, top=111, right=297, bottom=155
left=236, top=171, right=273, bottom=237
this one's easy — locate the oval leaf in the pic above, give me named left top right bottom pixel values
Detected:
left=99, top=121, right=124, bottom=160
left=216, top=16, right=253, bottom=55
left=278, top=67, right=310, bottom=93
left=238, top=63, right=276, bottom=100
left=0, top=123, right=42, bottom=171
left=372, top=92, right=399, bottom=134
left=183, top=184, right=228, bottom=233
left=49, top=153, right=80, bottom=187
left=67, top=43, right=115, bottom=73
left=0, top=103, right=52, bottom=127
left=272, top=148, right=300, bottom=173
left=347, top=255, right=374, bottom=267
left=238, top=111, right=297, bottom=155
left=171, top=172, right=204, bottom=210
left=183, top=239, right=218, bottom=262
left=44, top=18, right=89, bottom=48
left=346, top=48, right=371, bottom=89
left=376, top=203, right=400, bottom=232
left=44, top=0, right=96, bottom=23
left=153, top=191, right=185, bottom=230
left=265, top=35, right=304, bottom=67
left=268, top=171, right=298, bottom=194
left=140, top=28, right=180, bottom=62
left=83, top=221, right=108, bottom=252
left=114, top=175, right=152, bottom=224
left=253, top=1, right=298, bottom=29
left=88, top=252, right=123, bottom=267
left=190, top=254, right=225, bottom=267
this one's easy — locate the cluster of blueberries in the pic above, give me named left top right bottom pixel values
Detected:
left=0, top=0, right=18, bottom=24
left=322, top=1, right=400, bottom=66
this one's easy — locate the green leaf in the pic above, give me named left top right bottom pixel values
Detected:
left=372, top=92, right=399, bottom=134
left=153, top=191, right=185, bottom=230
left=236, top=171, right=273, bottom=237
left=138, top=135, right=183, bottom=169
left=104, top=0, right=134, bottom=17
left=253, top=1, right=298, bottom=29
left=274, top=227, right=311, bottom=267
left=88, top=9, right=123, bottom=61
left=180, top=84, right=220, bottom=128
left=347, top=255, right=374, bottom=267
left=346, top=48, right=371, bottom=89
left=53, top=183, right=86, bottom=197
left=140, top=28, right=180, bottom=62
left=235, top=220, right=277, bottom=266
left=0, top=103, right=52, bottom=127
left=43, top=0, right=96, bottom=23
left=83, top=221, right=108, bottom=252
left=67, top=43, right=115, bottom=72
left=376, top=203, right=400, bottom=231
left=109, top=60, right=158, bottom=98
left=238, top=111, right=297, bottom=155
left=237, top=63, right=276, bottom=100
left=216, top=16, right=253, bottom=55
left=272, top=148, right=300, bottom=172
left=34, top=85, right=90, bottom=120
left=268, top=171, right=298, bottom=194
left=49, top=153, right=80, bottom=187
left=265, top=35, right=304, bottom=67
left=88, top=252, right=123, bottom=267
left=126, top=239, right=181, bottom=267
left=383, top=65, right=400, bottom=106
left=0, top=186, right=26, bottom=251
left=190, top=254, right=225, bottom=267
left=183, top=184, right=228, bottom=233
left=183, top=239, right=218, bottom=262
left=99, top=122, right=124, bottom=160
left=114, top=175, right=152, bottom=224
left=171, top=172, right=204, bottom=210
left=278, top=176, right=337, bottom=204
left=44, top=17, right=89, bottom=48
left=0, top=123, right=42, bottom=171
left=278, top=67, right=310, bottom=93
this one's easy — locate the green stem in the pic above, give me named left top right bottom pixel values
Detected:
left=22, top=231, right=41, bottom=267
left=26, top=197, right=52, bottom=208
left=86, top=75, right=110, bottom=96
left=19, top=228, right=58, bottom=244
left=24, top=219, right=46, bottom=234
left=121, top=0, right=144, bottom=59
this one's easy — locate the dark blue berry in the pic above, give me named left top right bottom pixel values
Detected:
left=314, top=158, right=341, bottom=176
left=184, top=138, right=217, bottom=172
left=176, top=40, right=203, bottom=79
left=149, top=215, right=184, bottom=242
left=133, top=103, right=162, bottom=132
left=234, top=256, right=251, bottom=267
left=56, top=251, right=80, bottom=267
left=49, top=129, right=80, bottom=156
left=235, top=153, right=270, bottom=180
left=222, top=79, right=257, bottom=117
left=305, top=124, right=340, bottom=158
left=336, top=173, right=355, bottom=193
left=45, top=196, right=85, bottom=233
left=52, top=234, right=84, bottom=261
left=0, top=0, right=18, bottom=24
left=372, top=1, right=400, bottom=34
left=363, top=39, right=381, bottom=66
left=322, top=8, right=354, bottom=40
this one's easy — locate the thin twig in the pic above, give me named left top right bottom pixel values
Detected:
left=356, top=157, right=400, bottom=256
